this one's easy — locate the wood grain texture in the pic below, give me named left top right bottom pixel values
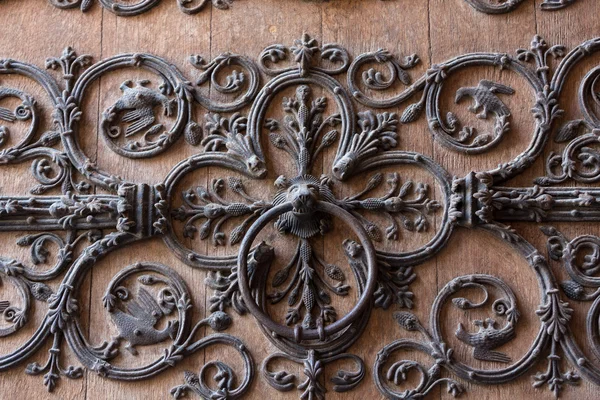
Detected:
left=0, top=0, right=598, bottom=399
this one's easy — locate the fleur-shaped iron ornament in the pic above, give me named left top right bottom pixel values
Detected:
left=3, top=33, right=600, bottom=400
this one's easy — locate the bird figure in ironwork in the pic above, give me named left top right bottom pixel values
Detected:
left=455, top=79, right=515, bottom=119
left=109, top=287, right=178, bottom=355
left=455, top=317, right=515, bottom=363
left=109, top=79, right=174, bottom=137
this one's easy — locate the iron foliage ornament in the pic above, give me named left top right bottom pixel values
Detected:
left=37, top=0, right=578, bottom=17
left=1, top=32, right=600, bottom=399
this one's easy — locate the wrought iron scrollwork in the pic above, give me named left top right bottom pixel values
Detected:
left=2, top=33, right=600, bottom=399
left=46, top=0, right=237, bottom=16
left=465, top=0, right=576, bottom=14
left=35, top=0, right=579, bottom=17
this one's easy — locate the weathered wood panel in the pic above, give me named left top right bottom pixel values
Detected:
left=0, top=1, right=598, bottom=399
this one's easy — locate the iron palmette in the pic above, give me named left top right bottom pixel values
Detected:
left=1, top=33, right=600, bottom=400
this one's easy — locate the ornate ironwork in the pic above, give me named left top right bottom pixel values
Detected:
left=36, top=0, right=578, bottom=17
left=1, top=33, right=600, bottom=399
left=466, top=0, right=576, bottom=13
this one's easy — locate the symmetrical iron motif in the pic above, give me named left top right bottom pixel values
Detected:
left=2, top=33, right=600, bottom=399
left=36, top=0, right=577, bottom=17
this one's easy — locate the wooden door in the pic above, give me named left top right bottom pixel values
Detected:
left=0, top=0, right=599, bottom=399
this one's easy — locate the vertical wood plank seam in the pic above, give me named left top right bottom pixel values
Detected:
left=84, top=7, right=105, bottom=400
left=204, top=4, right=214, bottom=371
left=424, top=3, right=443, bottom=399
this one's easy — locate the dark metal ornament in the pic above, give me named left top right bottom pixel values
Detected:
left=1, top=32, right=600, bottom=399
left=37, top=0, right=578, bottom=17
left=465, top=0, right=576, bottom=14
left=47, top=0, right=236, bottom=16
